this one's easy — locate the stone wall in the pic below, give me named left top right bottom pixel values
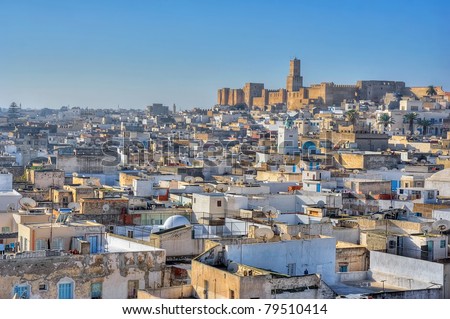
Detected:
left=0, top=249, right=166, bottom=299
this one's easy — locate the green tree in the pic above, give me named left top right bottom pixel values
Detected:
left=403, top=112, right=418, bottom=135
left=345, top=109, right=359, bottom=126
left=426, top=85, right=437, bottom=96
left=416, top=118, right=432, bottom=136
left=377, top=113, right=395, bottom=132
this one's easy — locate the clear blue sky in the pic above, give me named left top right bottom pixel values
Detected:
left=1, top=0, right=449, bottom=109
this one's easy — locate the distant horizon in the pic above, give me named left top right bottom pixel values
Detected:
left=1, top=0, right=449, bottom=109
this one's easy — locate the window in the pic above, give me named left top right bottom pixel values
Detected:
left=339, top=265, right=348, bottom=272
left=127, top=280, right=139, bottom=299
left=217, top=200, right=222, bottom=207
left=89, top=236, right=98, bottom=253
left=229, top=289, right=235, bottom=299
left=58, top=283, right=73, bottom=299
left=14, top=284, right=30, bottom=299
left=440, top=240, right=446, bottom=249
left=1, top=226, right=10, bottom=233
left=52, top=237, right=64, bottom=250
left=39, top=284, right=48, bottom=291
left=35, top=239, right=48, bottom=250
left=388, top=240, right=396, bottom=249
left=287, top=263, right=296, bottom=276
left=91, top=282, right=102, bottom=299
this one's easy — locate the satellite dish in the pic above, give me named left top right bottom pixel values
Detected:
left=233, top=176, right=245, bottom=185
left=432, top=220, right=450, bottom=233
left=255, top=228, right=274, bottom=241
left=202, top=184, right=215, bottom=193
left=317, top=200, right=325, bottom=208
left=353, top=170, right=360, bottom=174
left=215, top=184, right=228, bottom=192
left=320, top=217, right=331, bottom=223
left=68, top=202, right=81, bottom=211
left=399, top=195, right=408, bottom=201
left=221, top=176, right=231, bottom=184
left=227, top=262, right=239, bottom=273
left=194, top=177, right=204, bottom=183
left=6, top=203, right=15, bottom=211
left=372, top=213, right=384, bottom=220
left=277, top=176, right=287, bottom=182
left=420, top=224, right=432, bottom=234
left=262, top=206, right=279, bottom=218
left=19, top=197, right=37, bottom=210
left=0, top=168, right=9, bottom=174
left=280, top=233, right=291, bottom=241
left=184, top=176, right=195, bottom=183
left=102, top=204, right=110, bottom=212
left=279, top=167, right=286, bottom=173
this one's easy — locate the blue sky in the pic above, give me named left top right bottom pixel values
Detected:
left=1, top=0, right=449, bottom=109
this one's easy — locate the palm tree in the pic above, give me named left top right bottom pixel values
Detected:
left=426, top=85, right=437, bottom=96
left=403, top=112, right=417, bottom=135
left=416, top=118, right=432, bottom=136
left=345, top=109, right=359, bottom=126
left=377, top=113, right=395, bottom=132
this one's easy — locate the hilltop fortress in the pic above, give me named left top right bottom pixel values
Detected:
left=217, top=58, right=443, bottom=110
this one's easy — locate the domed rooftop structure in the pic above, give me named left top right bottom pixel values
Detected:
left=427, top=168, right=450, bottom=182
left=425, top=168, right=450, bottom=197
left=163, top=215, right=190, bottom=229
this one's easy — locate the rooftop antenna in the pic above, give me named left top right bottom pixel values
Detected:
left=277, top=176, right=287, bottom=182
left=215, top=184, right=228, bottom=193
left=184, top=176, right=195, bottom=184
left=202, top=184, right=215, bottom=193
left=420, top=224, right=432, bottom=235
left=262, top=205, right=279, bottom=225
left=194, top=176, right=204, bottom=183
left=102, top=204, right=110, bottom=213
left=222, top=176, right=232, bottom=185
left=19, top=197, right=37, bottom=211
left=432, top=219, right=450, bottom=235
left=68, top=202, right=81, bottom=211
left=320, top=217, right=331, bottom=223
left=254, top=227, right=274, bottom=243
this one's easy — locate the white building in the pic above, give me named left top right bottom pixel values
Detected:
left=0, top=172, right=22, bottom=212
left=277, top=125, right=299, bottom=155
left=400, top=100, right=423, bottom=112
left=225, top=236, right=337, bottom=284
left=425, top=169, right=450, bottom=197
